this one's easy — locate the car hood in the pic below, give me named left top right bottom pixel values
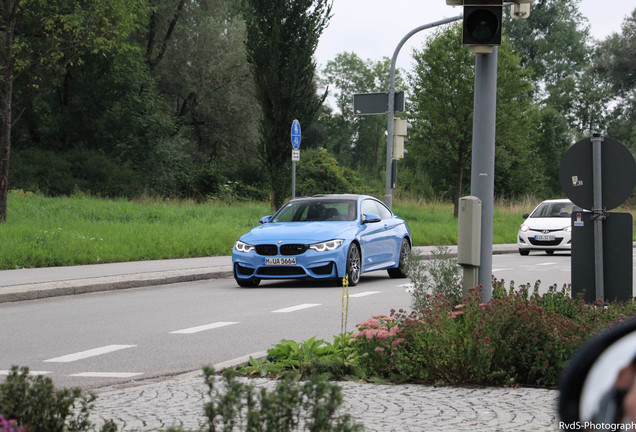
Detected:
left=522, top=217, right=571, bottom=230
left=239, top=221, right=357, bottom=244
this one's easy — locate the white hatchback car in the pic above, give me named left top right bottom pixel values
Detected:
left=517, top=199, right=580, bottom=255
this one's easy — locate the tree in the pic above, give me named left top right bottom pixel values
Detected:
left=595, top=8, right=636, bottom=149
left=0, top=0, right=17, bottom=222
left=296, top=148, right=363, bottom=196
left=503, top=0, right=593, bottom=136
left=406, top=24, right=541, bottom=216
left=0, top=0, right=145, bottom=220
left=320, top=53, right=405, bottom=183
left=242, top=0, right=332, bottom=210
left=148, top=0, right=262, bottom=198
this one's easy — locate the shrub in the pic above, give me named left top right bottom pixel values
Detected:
left=0, top=366, right=115, bottom=432
left=202, top=367, right=363, bottom=432
left=296, top=149, right=364, bottom=196
left=356, top=285, right=636, bottom=387
left=407, top=246, right=463, bottom=309
left=350, top=315, right=405, bottom=382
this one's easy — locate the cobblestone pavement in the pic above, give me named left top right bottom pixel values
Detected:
left=89, top=371, right=559, bottom=431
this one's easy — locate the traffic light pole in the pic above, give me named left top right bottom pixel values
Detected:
left=384, top=15, right=462, bottom=209
left=471, top=48, right=498, bottom=301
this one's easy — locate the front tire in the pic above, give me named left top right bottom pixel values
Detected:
left=519, top=249, right=530, bottom=256
left=345, top=243, right=361, bottom=286
left=388, top=238, right=410, bottom=279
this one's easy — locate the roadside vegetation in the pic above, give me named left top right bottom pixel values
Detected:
left=0, top=366, right=363, bottom=432
left=0, top=190, right=565, bottom=270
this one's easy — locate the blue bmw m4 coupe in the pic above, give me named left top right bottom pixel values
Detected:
left=232, top=194, right=412, bottom=287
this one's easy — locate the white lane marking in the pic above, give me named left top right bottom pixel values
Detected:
left=0, top=370, right=50, bottom=376
left=44, top=345, right=136, bottom=363
left=349, top=291, right=381, bottom=298
left=492, top=268, right=513, bottom=272
left=69, top=372, right=143, bottom=378
left=537, top=262, right=557, bottom=266
left=272, top=304, right=321, bottom=313
left=170, top=321, right=239, bottom=334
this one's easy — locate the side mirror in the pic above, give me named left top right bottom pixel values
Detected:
left=259, top=216, right=272, bottom=224
left=362, top=213, right=381, bottom=224
left=559, top=319, right=636, bottom=426
left=522, top=213, right=530, bottom=219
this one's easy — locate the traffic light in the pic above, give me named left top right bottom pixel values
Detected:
left=392, top=118, right=411, bottom=160
left=462, top=0, right=503, bottom=53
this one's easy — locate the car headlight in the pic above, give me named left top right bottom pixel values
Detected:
left=564, top=226, right=572, bottom=233
left=235, top=241, right=255, bottom=253
left=520, top=225, right=529, bottom=232
left=309, top=239, right=344, bottom=252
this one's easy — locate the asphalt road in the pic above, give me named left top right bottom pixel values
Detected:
left=1, top=271, right=413, bottom=390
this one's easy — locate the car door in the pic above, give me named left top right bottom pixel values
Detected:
left=358, top=199, right=398, bottom=270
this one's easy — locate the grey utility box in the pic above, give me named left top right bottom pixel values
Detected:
left=457, top=196, right=481, bottom=266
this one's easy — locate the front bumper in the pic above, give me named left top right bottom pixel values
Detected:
left=232, top=247, right=347, bottom=281
left=517, top=230, right=571, bottom=250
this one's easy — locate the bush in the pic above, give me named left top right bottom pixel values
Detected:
left=407, top=246, right=463, bottom=309
left=352, top=284, right=636, bottom=387
left=0, top=366, right=115, bottom=432
left=202, top=367, right=363, bottom=432
left=296, top=149, right=364, bottom=196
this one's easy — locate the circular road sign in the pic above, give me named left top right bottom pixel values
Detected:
left=291, top=119, right=301, bottom=149
left=559, top=136, right=636, bottom=211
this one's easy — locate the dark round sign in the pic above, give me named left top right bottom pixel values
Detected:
left=558, top=136, right=636, bottom=211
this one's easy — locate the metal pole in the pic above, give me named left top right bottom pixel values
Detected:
left=470, top=48, right=498, bottom=302
left=591, top=133, right=604, bottom=300
left=292, top=160, right=296, bottom=199
left=384, top=15, right=462, bottom=209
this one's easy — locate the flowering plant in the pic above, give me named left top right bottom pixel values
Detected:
left=0, top=415, right=23, bottom=432
left=351, top=314, right=406, bottom=379
left=351, top=282, right=636, bottom=387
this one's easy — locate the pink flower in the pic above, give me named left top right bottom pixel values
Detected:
left=449, top=311, right=464, bottom=319
left=391, top=338, right=405, bottom=348
left=389, top=326, right=402, bottom=336
left=357, top=318, right=380, bottom=329
left=376, top=330, right=390, bottom=340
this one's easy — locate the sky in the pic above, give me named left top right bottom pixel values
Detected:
left=314, top=0, right=636, bottom=73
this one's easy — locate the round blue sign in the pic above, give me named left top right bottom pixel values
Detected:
left=291, top=119, right=301, bottom=149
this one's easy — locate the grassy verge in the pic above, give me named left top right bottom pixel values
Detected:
left=1, top=190, right=633, bottom=270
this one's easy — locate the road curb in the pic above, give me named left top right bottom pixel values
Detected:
left=0, top=267, right=234, bottom=303
left=0, top=245, right=522, bottom=304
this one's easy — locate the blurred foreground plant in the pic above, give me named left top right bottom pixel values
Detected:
left=203, top=367, right=363, bottom=432
left=0, top=366, right=116, bottom=432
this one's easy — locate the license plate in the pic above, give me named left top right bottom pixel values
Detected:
left=534, top=235, right=555, bottom=241
left=263, top=257, right=296, bottom=265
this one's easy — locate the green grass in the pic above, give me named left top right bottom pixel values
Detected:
left=0, top=191, right=270, bottom=269
left=1, top=190, right=633, bottom=270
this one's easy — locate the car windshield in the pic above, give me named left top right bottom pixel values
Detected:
left=271, top=199, right=357, bottom=222
left=531, top=202, right=577, bottom=218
